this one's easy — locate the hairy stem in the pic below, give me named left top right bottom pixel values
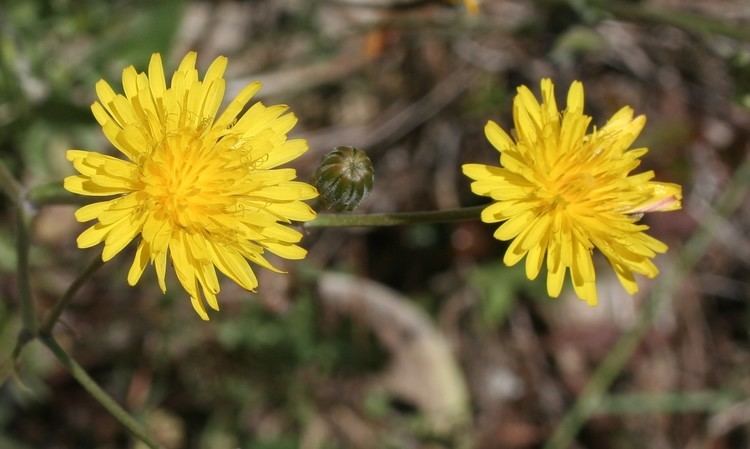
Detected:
left=27, top=180, right=91, bottom=206
left=306, top=205, right=484, bottom=227
left=596, top=0, right=750, bottom=42
left=16, top=210, right=37, bottom=336
left=0, top=161, right=37, bottom=335
left=0, top=161, right=22, bottom=207
left=42, top=336, right=164, bottom=449
left=40, top=257, right=104, bottom=336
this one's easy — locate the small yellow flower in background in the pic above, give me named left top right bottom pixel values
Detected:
left=65, top=52, right=318, bottom=320
left=463, top=0, right=480, bottom=15
left=463, top=79, right=682, bottom=305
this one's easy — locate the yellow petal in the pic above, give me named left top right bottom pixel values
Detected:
left=102, top=214, right=142, bottom=262
left=546, top=264, right=566, bottom=298
left=74, top=200, right=116, bottom=222
left=540, top=78, right=558, bottom=122
left=170, top=233, right=199, bottom=299
left=462, top=163, right=506, bottom=181
left=525, top=243, right=545, bottom=280
left=214, top=81, right=262, bottom=130
left=258, top=138, right=309, bottom=170
left=64, top=175, right=129, bottom=196
left=265, top=201, right=317, bottom=222
left=209, top=243, right=258, bottom=291
left=128, top=240, right=150, bottom=286
left=262, top=223, right=302, bottom=243
left=95, top=80, right=119, bottom=124
left=480, top=201, right=514, bottom=223
left=264, top=242, right=307, bottom=260
left=566, top=80, right=584, bottom=112
left=204, top=55, right=228, bottom=84
left=611, top=260, right=638, bottom=294
left=154, top=249, right=168, bottom=293
left=77, top=222, right=115, bottom=249
left=122, top=66, right=139, bottom=99
left=148, top=53, right=167, bottom=99
left=190, top=297, right=210, bottom=320
left=503, top=233, right=528, bottom=267
left=484, top=120, right=514, bottom=152
left=201, top=79, right=226, bottom=124
left=571, top=242, right=597, bottom=304
left=516, top=85, right=542, bottom=129
left=493, top=211, right=534, bottom=241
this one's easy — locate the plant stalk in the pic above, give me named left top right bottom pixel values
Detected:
left=16, top=202, right=37, bottom=336
left=0, top=161, right=22, bottom=207
left=42, top=336, right=165, bottom=449
left=40, top=256, right=104, bottom=336
left=306, top=205, right=485, bottom=227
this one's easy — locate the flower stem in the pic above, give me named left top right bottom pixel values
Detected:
left=306, top=205, right=485, bottom=227
left=0, top=161, right=37, bottom=334
left=16, top=209, right=37, bottom=336
left=0, top=161, right=22, bottom=207
left=546, top=0, right=750, bottom=42
left=40, top=256, right=104, bottom=336
left=27, top=180, right=91, bottom=206
left=41, top=336, right=165, bottom=449
left=596, top=0, right=750, bottom=42
left=544, top=157, right=750, bottom=449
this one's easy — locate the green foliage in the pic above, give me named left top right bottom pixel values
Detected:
left=729, top=49, right=750, bottom=108
left=217, top=291, right=388, bottom=377
left=469, top=261, right=544, bottom=328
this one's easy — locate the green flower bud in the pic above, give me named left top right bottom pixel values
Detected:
left=314, top=146, right=374, bottom=212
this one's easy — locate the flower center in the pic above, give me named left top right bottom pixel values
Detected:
left=139, top=133, right=230, bottom=231
left=540, top=168, right=597, bottom=213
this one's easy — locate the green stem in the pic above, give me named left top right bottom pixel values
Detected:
left=544, top=158, right=750, bottom=449
left=306, top=205, right=484, bottom=227
left=42, top=336, right=164, bottom=449
left=0, top=161, right=37, bottom=334
left=548, top=0, right=750, bottom=42
left=0, top=161, right=22, bottom=206
left=27, top=180, right=91, bottom=206
left=596, top=0, right=750, bottom=42
left=594, top=391, right=740, bottom=415
left=16, top=199, right=37, bottom=337
left=40, top=256, right=104, bottom=336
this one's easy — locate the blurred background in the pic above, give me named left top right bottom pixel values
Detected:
left=1, top=0, right=750, bottom=448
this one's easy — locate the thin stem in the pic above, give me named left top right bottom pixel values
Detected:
left=42, top=336, right=164, bottom=449
left=306, top=205, right=484, bottom=227
left=540, top=0, right=750, bottom=42
left=596, top=0, right=750, bottom=42
left=16, top=203, right=37, bottom=336
left=40, top=256, right=104, bottom=336
left=0, top=161, right=22, bottom=207
left=544, top=158, right=750, bottom=449
left=0, top=160, right=36, bottom=334
left=27, top=181, right=91, bottom=206
left=1, top=160, right=39, bottom=362
left=594, top=391, right=740, bottom=415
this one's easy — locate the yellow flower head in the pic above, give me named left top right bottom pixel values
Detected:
left=463, top=79, right=682, bottom=305
left=65, top=52, right=318, bottom=320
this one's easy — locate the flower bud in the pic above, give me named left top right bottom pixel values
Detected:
left=314, top=146, right=374, bottom=212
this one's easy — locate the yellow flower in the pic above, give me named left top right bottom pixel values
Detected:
left=463, top=79, right=681, bottom=305
left=462, top=0, right=480, bottom=15
left=65, top=52, right=318, bottom=320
